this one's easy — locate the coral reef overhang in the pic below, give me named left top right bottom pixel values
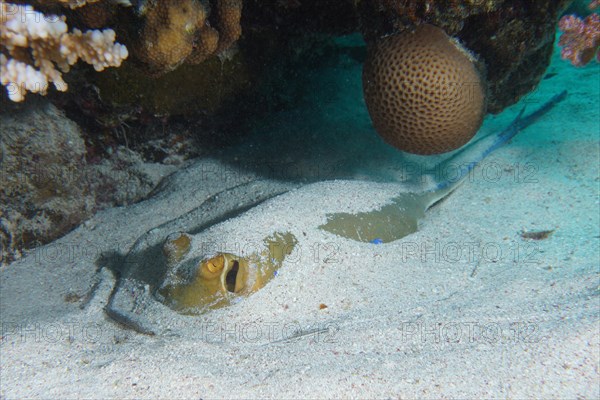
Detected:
left=12, top=0, right=573, bottom=120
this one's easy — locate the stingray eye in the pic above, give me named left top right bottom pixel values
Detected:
left=206, top=261, right=218, bottom=272
left=205, top=255, right=225, bottom=273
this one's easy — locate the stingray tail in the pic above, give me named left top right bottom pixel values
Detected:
left=433, top=90, right=568, bottom=192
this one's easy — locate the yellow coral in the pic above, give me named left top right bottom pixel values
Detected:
left=186, top=24, right=219, bottom=64
left=134, top=0, right=206, bottom=74
left=214, top=0, right=243, bottom=53
left=132, top=0, right=243, bottom=73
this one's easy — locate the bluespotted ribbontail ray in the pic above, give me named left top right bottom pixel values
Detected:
left=320, top=91, right=568, bottom=243
left=104, top=91, right=566, bottom=335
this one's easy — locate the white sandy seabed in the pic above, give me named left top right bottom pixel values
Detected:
left=1, top=39, right=599, bottom=398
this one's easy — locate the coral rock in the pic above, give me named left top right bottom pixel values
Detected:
left=0, top=100, right=93, bottom=265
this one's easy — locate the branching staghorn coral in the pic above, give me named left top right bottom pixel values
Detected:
left=558, top=0, right=599, bottom=66
left=0, top=0, right=129, bottom=101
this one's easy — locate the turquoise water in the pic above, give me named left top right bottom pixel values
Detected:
left=223, top=33, right=599, bottom=186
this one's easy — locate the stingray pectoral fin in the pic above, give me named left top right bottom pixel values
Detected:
left=319, top=193, right=426, bottom=243
left=264, top=232, right=298, bottom=262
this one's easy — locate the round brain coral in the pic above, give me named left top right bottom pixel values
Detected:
left=362, top=24, right=486, bottom=155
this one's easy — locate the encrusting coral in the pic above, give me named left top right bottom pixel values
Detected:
left=133, top=0, right=206, bottom=74
left=187, top=0, right=243, bottom=64
left=0, top=0, right=128, bottom=101
left=84, top=0, right=247, bottom=116
left=214, top=0, right=243, bottom=54
left=133, top=0, right=243, bottom=74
